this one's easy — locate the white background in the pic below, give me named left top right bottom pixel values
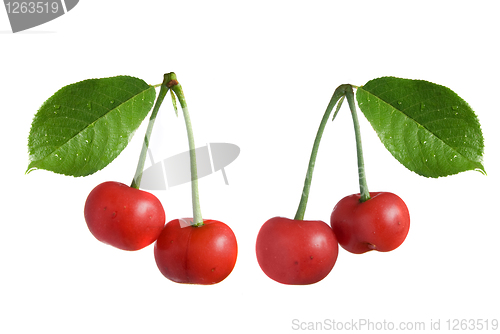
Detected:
left=1, top=1, right=499, bottom=333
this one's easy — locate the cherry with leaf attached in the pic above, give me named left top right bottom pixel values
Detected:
left=256, top=77, right=485, bottom=284
left=331, top=78, right=484, bottom=254
left=27, top=72, right=238, bottom=284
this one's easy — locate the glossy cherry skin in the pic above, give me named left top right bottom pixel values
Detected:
left=84, top=181, right=166, bottom=251
left=154, top=219, right=238, bottom=285
left=256, top=217, right=339, bottom=285
left=330, top=192, right=410, bottom=254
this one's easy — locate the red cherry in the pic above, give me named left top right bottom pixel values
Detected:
left=256, top=217, right=339, bottom=285
left=330, top=192, right=410, bottom=254
left=84, top=181, right=165, bottom=251
left=154, top=219, right=238, bottom=285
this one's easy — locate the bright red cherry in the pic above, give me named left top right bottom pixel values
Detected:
left=330, top=192, right=410, bottom=254
left=154, top=219, right=238, bottom=285
left=84, top=181, right=165, bottom=251
left=256, top=217, right=338, bottom=285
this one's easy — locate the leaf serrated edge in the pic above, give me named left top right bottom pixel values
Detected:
left=356, top=82, right=486, bottom=177
left=26, top=76, right=156, bottom=176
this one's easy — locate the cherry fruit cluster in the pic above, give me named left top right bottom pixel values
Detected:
left=27, top=74, right=484, bottom=286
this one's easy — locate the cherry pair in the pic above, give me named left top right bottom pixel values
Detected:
left=256, top=85, right=410, bottom=285
left=84, top=181, right=237, bottom=285
left=84, top=74, right=237, bottom=285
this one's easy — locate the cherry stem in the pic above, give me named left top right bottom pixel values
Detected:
left=294, top=84, right=351, bottom=221
left=168, top=73, right=204, bottom=227
left=131, top=75, right=171, bottom=189
left=345, top=86, right=371, bottom=202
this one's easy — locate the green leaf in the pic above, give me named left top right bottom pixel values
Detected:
left=356, top=77, right=485, bottom=178
left=27, top=76, right=156, bottom=176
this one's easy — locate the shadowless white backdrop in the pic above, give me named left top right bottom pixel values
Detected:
left=1, top=1, right=499, bottom=333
